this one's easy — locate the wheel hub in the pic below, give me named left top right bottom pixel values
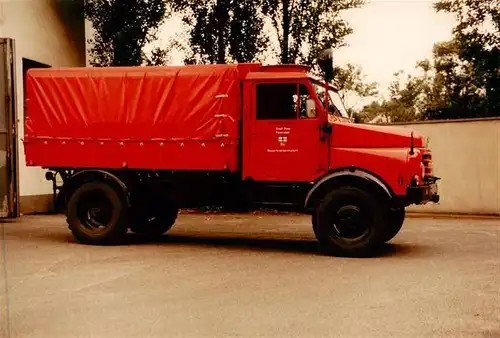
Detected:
left=78, top=191, right=113, bottom=232
left=333, top=205, right=368, bottom=239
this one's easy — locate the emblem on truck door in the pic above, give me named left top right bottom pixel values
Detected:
left=278, top=136, right=288, bottom=147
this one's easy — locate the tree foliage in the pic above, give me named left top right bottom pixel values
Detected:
left=333, top=63, right=378, bottom=114
left=358, top=0, right=500, bottom=123
left=356, top=70, right=426, bottom=123
left=432, top=0, right=499, bottom=117
left=172, top=0, right=268, bottom=64
left=85, top=0, right=168, bottom=67
left=262, top=0, right=364, bottom=66
left=144, top=47, right=170, bottom=66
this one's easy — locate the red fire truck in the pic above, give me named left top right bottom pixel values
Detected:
left=23, top=59, right=439, bottom=257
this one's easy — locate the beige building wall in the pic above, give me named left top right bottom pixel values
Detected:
left=394, top=118, right=500, bottom=215
left=0, top=0, right=86, bottom=214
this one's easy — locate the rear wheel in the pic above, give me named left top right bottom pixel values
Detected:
left=130, top=206, right=179, bottom=237
left=66, top=181, right=129, bottom=245
left=314, top=187, right=385, bottom=257
left=381, top=207, right=405, bottom=243
left=129, top=184, right=179, bottom=237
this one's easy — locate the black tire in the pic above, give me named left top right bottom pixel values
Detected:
left=312, top=212, right=319, bottom=238
left=66, top=181, right=129, bottom=245
left=130, top=206, right=179, bottom=237
left=129, top=184, right=179, bottom=237
left=381, top=207, right=405, bottom=243
left=314, top=186, right=386, bottom=257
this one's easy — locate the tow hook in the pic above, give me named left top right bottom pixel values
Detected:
left=431, top=194, right=440, bottom=203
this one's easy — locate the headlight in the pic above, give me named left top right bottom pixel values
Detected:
left=411, top=174, right=420, bottom=186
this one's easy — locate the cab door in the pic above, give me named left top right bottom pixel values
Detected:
left=242, top=79, right=329, bottom=182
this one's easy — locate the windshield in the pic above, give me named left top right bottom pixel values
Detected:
left=327, top=90, right=349, bottom=118
left=312, top=82, right=349, bottom=119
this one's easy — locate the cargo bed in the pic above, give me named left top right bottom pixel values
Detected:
left=24, top=64, right=260, bottom=171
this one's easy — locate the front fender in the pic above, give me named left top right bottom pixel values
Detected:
left=304, top=168, right=394, bottom=210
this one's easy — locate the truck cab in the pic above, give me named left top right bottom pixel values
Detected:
left=242, top=65, right=344, bottom=183
left=237, top=64, right=440, bottom=256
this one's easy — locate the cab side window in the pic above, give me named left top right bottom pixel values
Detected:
left=298, top=84, right=317, bottom=119
left=256, top=82, right=317, bottom=120
left=256, top=83, right=297, bottom=120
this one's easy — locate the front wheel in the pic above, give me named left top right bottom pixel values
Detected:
left=381, top=207, right=406, bottom=243
left=314, top=187, right=385, bottom=257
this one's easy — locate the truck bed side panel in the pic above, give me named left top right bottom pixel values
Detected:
left=23, top=64, right=258, bottom=171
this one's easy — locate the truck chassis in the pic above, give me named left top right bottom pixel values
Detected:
left=46, top=167, right=438, bottom=257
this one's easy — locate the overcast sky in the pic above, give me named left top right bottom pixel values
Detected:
left=149, top=0, right=456, bottom=100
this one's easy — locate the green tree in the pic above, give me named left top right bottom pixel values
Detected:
left=360, top=1, right=500, bottom=123
left=434, top=0, right=500, bottom=116
left=173, top=0, right=268, bottom=64
left=420, top=39, right=485, bottom=120
left=85, top=0, right=168, bottom=67
left=333, top=63, right=378, bottom=115
left=262, top=0, right=365, bottom=66
left=144, top=47, right=170, bottom=66
left=358, top=34, right=498, bottom=123
left=356, top=70, right=427, bottom=123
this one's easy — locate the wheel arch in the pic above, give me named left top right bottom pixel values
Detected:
left=63, top=170, right=131, bottom=208
left=304, top=167, right=395, bottom=211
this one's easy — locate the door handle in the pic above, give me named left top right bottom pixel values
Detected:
left=320, top=122, right=332, bottom=141
left=321, top=122, right=332, bottom=135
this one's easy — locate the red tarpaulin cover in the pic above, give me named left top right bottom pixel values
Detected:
left=24, top=64, right=260, bottom=171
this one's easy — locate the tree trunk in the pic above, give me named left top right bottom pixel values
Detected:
left=215, top=0, right=230, bottom=64
left=281, top=0, right=290, bottom=64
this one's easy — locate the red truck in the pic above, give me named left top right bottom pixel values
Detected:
left=23, top=60, right=439, bottom=257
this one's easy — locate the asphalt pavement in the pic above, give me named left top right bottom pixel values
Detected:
left=0, top=213, right=499, bottom=338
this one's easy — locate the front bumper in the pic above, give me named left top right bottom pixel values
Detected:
left=406, top=182, right=440, bottom=205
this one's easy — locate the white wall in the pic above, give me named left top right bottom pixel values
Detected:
left=0, top=0, right=85, bottom=197
left=393, top=118, right=500, bottom=215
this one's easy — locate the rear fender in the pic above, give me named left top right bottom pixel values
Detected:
left=64, top=170, right=131, bottom=207
left=304, top=168, right=394, bottom=210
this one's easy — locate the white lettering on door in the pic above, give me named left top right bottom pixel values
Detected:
left=266, top=126, right=298, bottom=153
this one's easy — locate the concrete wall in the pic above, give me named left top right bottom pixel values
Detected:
left=389, top=118, right=500, bottom=216
left=0, top=0, right=85, bottom=213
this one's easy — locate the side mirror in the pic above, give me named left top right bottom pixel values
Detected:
left=317, top=48, right=334, bottom=82
left=306, top=99, right=316, bottom=118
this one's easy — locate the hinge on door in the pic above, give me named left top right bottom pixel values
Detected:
left=5, top=95, right=10, bottom=112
